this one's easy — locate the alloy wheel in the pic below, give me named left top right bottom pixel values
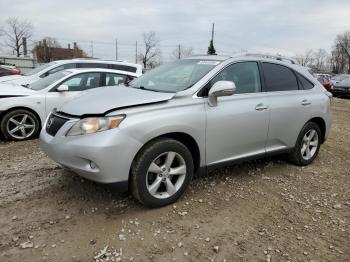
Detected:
left=301, top=129, right=319, bottom=161
left=146, top=151, right=187, bottom=199
left=6, top=113, right=36, bottom=140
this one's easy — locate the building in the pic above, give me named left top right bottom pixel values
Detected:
left=33, top=40, right=86, bottom=63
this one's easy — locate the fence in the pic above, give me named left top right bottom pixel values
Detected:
left=0, top=56, right=43, bottom=74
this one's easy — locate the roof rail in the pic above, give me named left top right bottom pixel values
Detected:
left=243, top=53, right=297, bottom=64
left=71, top=58, right=101, bottom=60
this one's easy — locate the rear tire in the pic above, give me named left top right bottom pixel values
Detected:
left=288, top=122, right=321, bottom=166
left=0, top=109, right=40, bottom=141
left=131, top=138, right=194, bottom=208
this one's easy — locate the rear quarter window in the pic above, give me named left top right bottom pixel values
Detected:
left=297, top=73, right=314, bottom=90
left=78, top=63, right=109, bottom=68
left=109, top=64, right=137, bottom=73
left=262, top=63, right=299, bottom=92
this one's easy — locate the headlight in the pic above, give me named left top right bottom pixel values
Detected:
left=66, top=115, right=125, bottom=136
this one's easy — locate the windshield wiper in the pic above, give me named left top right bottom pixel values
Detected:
left=132, top=85, right=174, bottom=93
left=21, top=84, right=30, bottom=89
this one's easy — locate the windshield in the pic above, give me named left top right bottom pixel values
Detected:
left=23, top=62, right=57, bottom=76
left=332, top=75, right=348, bottom=81
left=130, top=59, right=221, bottom=92
left=30, top=71, right=72, bottom=90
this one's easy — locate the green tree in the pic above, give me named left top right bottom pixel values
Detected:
left=207, top=40, right=216, bottom=55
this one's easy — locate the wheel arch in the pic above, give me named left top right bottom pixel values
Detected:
left=0, top=106, right=42, bottom=130
left=129, top=132, right=201, bottom=186
left=308, top=117, right=326, bottom=143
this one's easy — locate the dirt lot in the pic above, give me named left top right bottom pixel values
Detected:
left=0, top=98, right=349, bottom=262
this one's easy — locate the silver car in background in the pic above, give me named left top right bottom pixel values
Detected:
left=40, top=55, right=332, bottom=207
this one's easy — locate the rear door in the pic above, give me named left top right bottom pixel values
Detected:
left=45, top=72, right=102, bottom=115
left=261, top=62, right=313, bottom=151
left=104, top=73, right=130, bottom=86
left=205, top=61, right=269, bottom=165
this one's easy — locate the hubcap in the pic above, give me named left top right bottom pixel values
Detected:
left=301, top=129, right=319, bottom=160
left=146, top=151, right=187, bottom=199
left=6, top=114, right=36, bottom=139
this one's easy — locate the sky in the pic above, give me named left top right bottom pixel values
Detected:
left=0, top=0, right=350, bottom=63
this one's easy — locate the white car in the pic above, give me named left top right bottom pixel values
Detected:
left=0, top=68, right=138, bottom=140
left=0, top=59, right=142, bottom=85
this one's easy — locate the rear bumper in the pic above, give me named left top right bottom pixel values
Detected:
left=39, top=120, right=143, bottom=184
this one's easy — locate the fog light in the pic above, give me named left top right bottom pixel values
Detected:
left=89, top=161, right=97, bottom=169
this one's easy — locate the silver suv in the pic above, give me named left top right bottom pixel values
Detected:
left=40, top=55, right=332, bottom=207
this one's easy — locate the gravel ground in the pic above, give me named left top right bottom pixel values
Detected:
left=0, top=98, right=349, bottom=262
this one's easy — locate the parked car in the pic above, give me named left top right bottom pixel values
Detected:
left=0, top=59, right=142, bottom=85
left=40, top=55, right=332, bottom=208
left=315, top=73, right=332, bottom=91
left=331, top=76, right=350, bottom=97
left=0, top=68, right=138, bottom=140
left=0, top=65, right=21, bottom=77
left=330, top=74, right=349, bottom=86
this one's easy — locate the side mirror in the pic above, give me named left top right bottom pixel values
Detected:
left=208, top=81, right=236, bottom=107
left=56, top=84, right=69, bottom=92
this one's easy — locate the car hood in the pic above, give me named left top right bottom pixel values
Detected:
left=0, top=83, right=36, bottom=96
left=2, top=75, right=40, bottom=85
left=0, top=74, right=23, bottom=82
left=59, top=85, right=175, bottom=116
left=336, top=82, right=350, bottom=87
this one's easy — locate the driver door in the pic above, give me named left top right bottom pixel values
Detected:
left=205, top=62, right=270, bottom=165
left=45, top=72, right=102, bottom=116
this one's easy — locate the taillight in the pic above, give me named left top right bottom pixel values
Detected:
left=325, top=91, right=333, bottom=100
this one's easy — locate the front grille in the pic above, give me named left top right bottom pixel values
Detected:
left=46, top=114, right=69, bottom=136
left=334, top=86, right=349, bottom=91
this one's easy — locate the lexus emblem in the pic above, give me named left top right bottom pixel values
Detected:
left=47, top=118, right=54, bottom=128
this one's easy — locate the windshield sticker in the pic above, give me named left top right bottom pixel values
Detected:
left=197, top=61, right=220, bottom=65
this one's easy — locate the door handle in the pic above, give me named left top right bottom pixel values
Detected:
left=301, top=99, right=311, bottom=106
left=255, top=103, right=269, bottom=111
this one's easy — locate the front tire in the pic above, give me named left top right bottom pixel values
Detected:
left=0, top=109, right=40, bottom=141
left=288, top=122, right=321, bottom=166
left=131, top=138, right=194, bottom=208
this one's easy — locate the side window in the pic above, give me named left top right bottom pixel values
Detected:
left=210, top=62, right=261, bottom=94
left=78, top=63, right=108, bottom=69
left=297, top=73, right=314, bottom=90
left=109, top=64, right=137, bottom=73
left=45, top=64, right=75, bottom=76
left=262, top=63, right=299, bottom=92
left=60, top=72, right=101, bottom=91
left=105, top=73, right=127, bottom=86
left=63, top=63, right=76, bottom=69
left=47, top=65, right=65, bottom=76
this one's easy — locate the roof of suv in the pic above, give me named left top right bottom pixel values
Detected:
left=185, top=54, right=312, bottom=75
left=64, top=68, right=139, bottom=77
left=55, top=58, right=139, bottom=65
left=184, top=55, right=231, bottom=61
left=185, top=54, right=298, bottom=64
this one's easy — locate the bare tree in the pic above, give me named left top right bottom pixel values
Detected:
left=331, top=43, right=346, bottom=73
left=295, top=49, right=314, bottom=66
left=171, top=45, right=194, bottom=60
left=312, top=49, right=330, bottom=72
left=33, top=37, right=62, bottom=62
left=42, top=36, right=61, bottom=48
left=333, top=31, right=350, bottom=73
left=2, top=17, right=34, bottom=57
left=138, top=32, right=161, bottom=68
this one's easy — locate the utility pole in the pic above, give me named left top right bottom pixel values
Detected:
left=135, top=40, right=138, bottom=64
left=22, top=37, right=27, bottom=57
left=207, top=23, right=216, bottom=55
left=115, top=39, right=118, bottom=61
left=91, top=41, right=94, bottom=58
left=178, top=44, right=181, bottom=59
